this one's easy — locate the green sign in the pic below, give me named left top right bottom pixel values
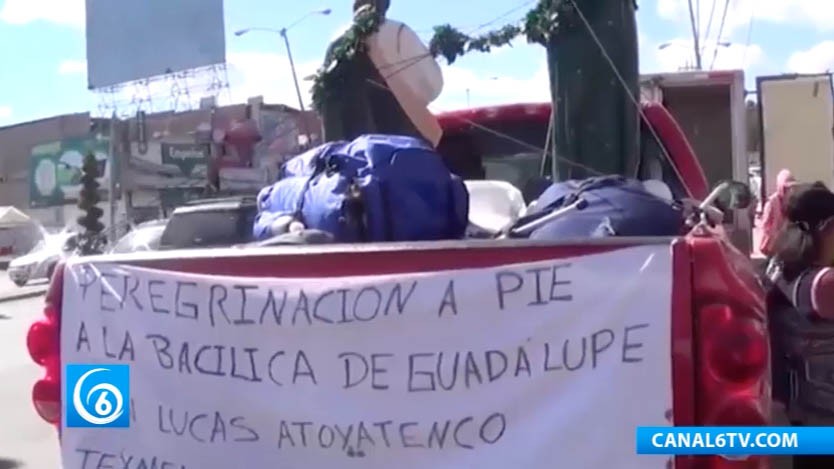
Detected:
left=29, top=138, right=111, bottom=208
left=161, top=143, right=210, bottom=175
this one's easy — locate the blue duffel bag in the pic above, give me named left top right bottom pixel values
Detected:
left=507, top=175, right=684, bottom=239
left=253, top=134, right=470, bottom=242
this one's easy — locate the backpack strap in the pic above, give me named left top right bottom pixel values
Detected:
left=499, top=177, right=621, bottom=238
left=343, top=180, right=370, bottom=241
left=771, top=266, right=826, bottom=316
left=794, top=267, right=826, bottom=315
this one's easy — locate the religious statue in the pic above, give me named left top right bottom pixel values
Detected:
left=319, top=0, right=445, bottom=146
left=545, top=0, right=640, bottom=179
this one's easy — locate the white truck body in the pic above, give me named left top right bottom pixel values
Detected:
left=640, top=69, right=750, bottom=253
left=756, top=73, right=834, bottom=195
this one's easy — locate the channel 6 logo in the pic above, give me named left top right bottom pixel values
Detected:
left=65, top=364, right=130, bottom=428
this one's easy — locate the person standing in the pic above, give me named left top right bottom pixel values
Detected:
left=767, top=183, right=834, bottom=468
left=760, top=169, right=796, bottom=257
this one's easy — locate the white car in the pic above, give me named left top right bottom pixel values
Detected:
left=107, top=219, right=167, bottom=254
left=7, top=231, right=77, bottom=286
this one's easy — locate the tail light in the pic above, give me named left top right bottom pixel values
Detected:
left=688, top=238, right=770, bottom=469
left=32, top=357, right=61, bottom=424
left=701, top=305, right=768, bottom=388
left=26, top=260, right=65, bottom=429
left=27, top=319, right=58, bottom=366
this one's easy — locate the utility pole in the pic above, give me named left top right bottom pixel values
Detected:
left=281, top=28, right=305, bottom=115
left=234, top=9, right=331, bottom=145
left=280, top=28, right=312, bottom=142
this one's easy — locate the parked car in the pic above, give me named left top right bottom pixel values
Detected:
left=107, top=219, right=167, bottom=254
left=7, top=231, right=77, bottom=286
left=157, top=197, right=258, bottom=250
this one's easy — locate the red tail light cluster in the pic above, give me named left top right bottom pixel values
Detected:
left=689, top=238, right=770, bottom=469
left=26, top=261, right=65, bottom=427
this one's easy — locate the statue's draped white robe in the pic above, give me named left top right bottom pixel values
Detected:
left=365, top=19, right=444, bottom=146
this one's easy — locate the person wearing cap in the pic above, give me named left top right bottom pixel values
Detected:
left=760, top=169, right=796, bottom=257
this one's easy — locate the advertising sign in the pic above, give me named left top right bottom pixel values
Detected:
left=29, top=138, right=112, bottom=208
left=160, top=143, right=210, bottom=176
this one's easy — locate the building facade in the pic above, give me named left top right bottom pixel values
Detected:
left=0, top=98, right=321, bottom=235
left=0, top=113, right=100, bottom=229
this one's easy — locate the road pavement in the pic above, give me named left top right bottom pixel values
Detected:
left=0, top=274, right=49, bottom=304
left=0, top=295, right=60, bottom=468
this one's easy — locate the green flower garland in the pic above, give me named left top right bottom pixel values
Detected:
left=429, top=24, right=521, bottom=65
left=523, top=0, right=566, bottom=45
left=310, top=0, right=637, bottom=112
left=426, top=0, right=567, bottom=65
left=310, top=5, right=381, bottom=112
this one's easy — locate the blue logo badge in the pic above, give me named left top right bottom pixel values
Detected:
left=65, top=364, right=130, bottom=428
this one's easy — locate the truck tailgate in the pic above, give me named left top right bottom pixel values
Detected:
left=57, top=240, right=684, bottom=468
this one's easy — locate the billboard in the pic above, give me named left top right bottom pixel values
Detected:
left=29, top=138, right=113, bottom=208
left=85, top=0, right=226, bottom=89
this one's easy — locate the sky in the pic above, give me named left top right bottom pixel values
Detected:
left=0, top=0, right=833, bottom=127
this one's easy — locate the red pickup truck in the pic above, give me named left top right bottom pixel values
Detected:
left=26, top=99, right=768, bottom=469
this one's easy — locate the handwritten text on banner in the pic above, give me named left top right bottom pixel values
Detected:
left=60, top=244, right=674, bottom=469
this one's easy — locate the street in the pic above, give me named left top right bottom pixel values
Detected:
left=0, top=291, right=60, bottom=468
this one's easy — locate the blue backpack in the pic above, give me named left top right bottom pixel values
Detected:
left=254, top=134, right=470, bottom=243
left=508, top=175, right=684, bottom=239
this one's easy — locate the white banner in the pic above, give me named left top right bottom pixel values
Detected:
left=60, top=244, right=674, bottom=468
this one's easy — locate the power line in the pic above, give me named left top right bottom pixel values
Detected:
left=701, top=0, right=719, bottom=53
left=560, top=0, right=686, bottom=184
left=382, top=0, right=535, bottom=80
left=469, top=0, right=536, bottom=34
left=741, top=2, right=756, bottom=67
left=708, top=0, right=731, bottom=70
left=414, top=0, right=534, bottom=36
left=687, top=0, right=703, bottom=69
left=695, top=0, right=701, bottom=38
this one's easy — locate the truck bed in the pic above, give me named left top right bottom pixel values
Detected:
left=26, top=234, right=769, bottom=468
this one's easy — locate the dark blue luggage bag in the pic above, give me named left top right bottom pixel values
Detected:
left=510, top=175, right=684, bottom=239
left=254, top=134, right=469, bottom=243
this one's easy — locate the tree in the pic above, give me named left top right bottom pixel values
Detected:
left=76, top=151, right=106, bottom=255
